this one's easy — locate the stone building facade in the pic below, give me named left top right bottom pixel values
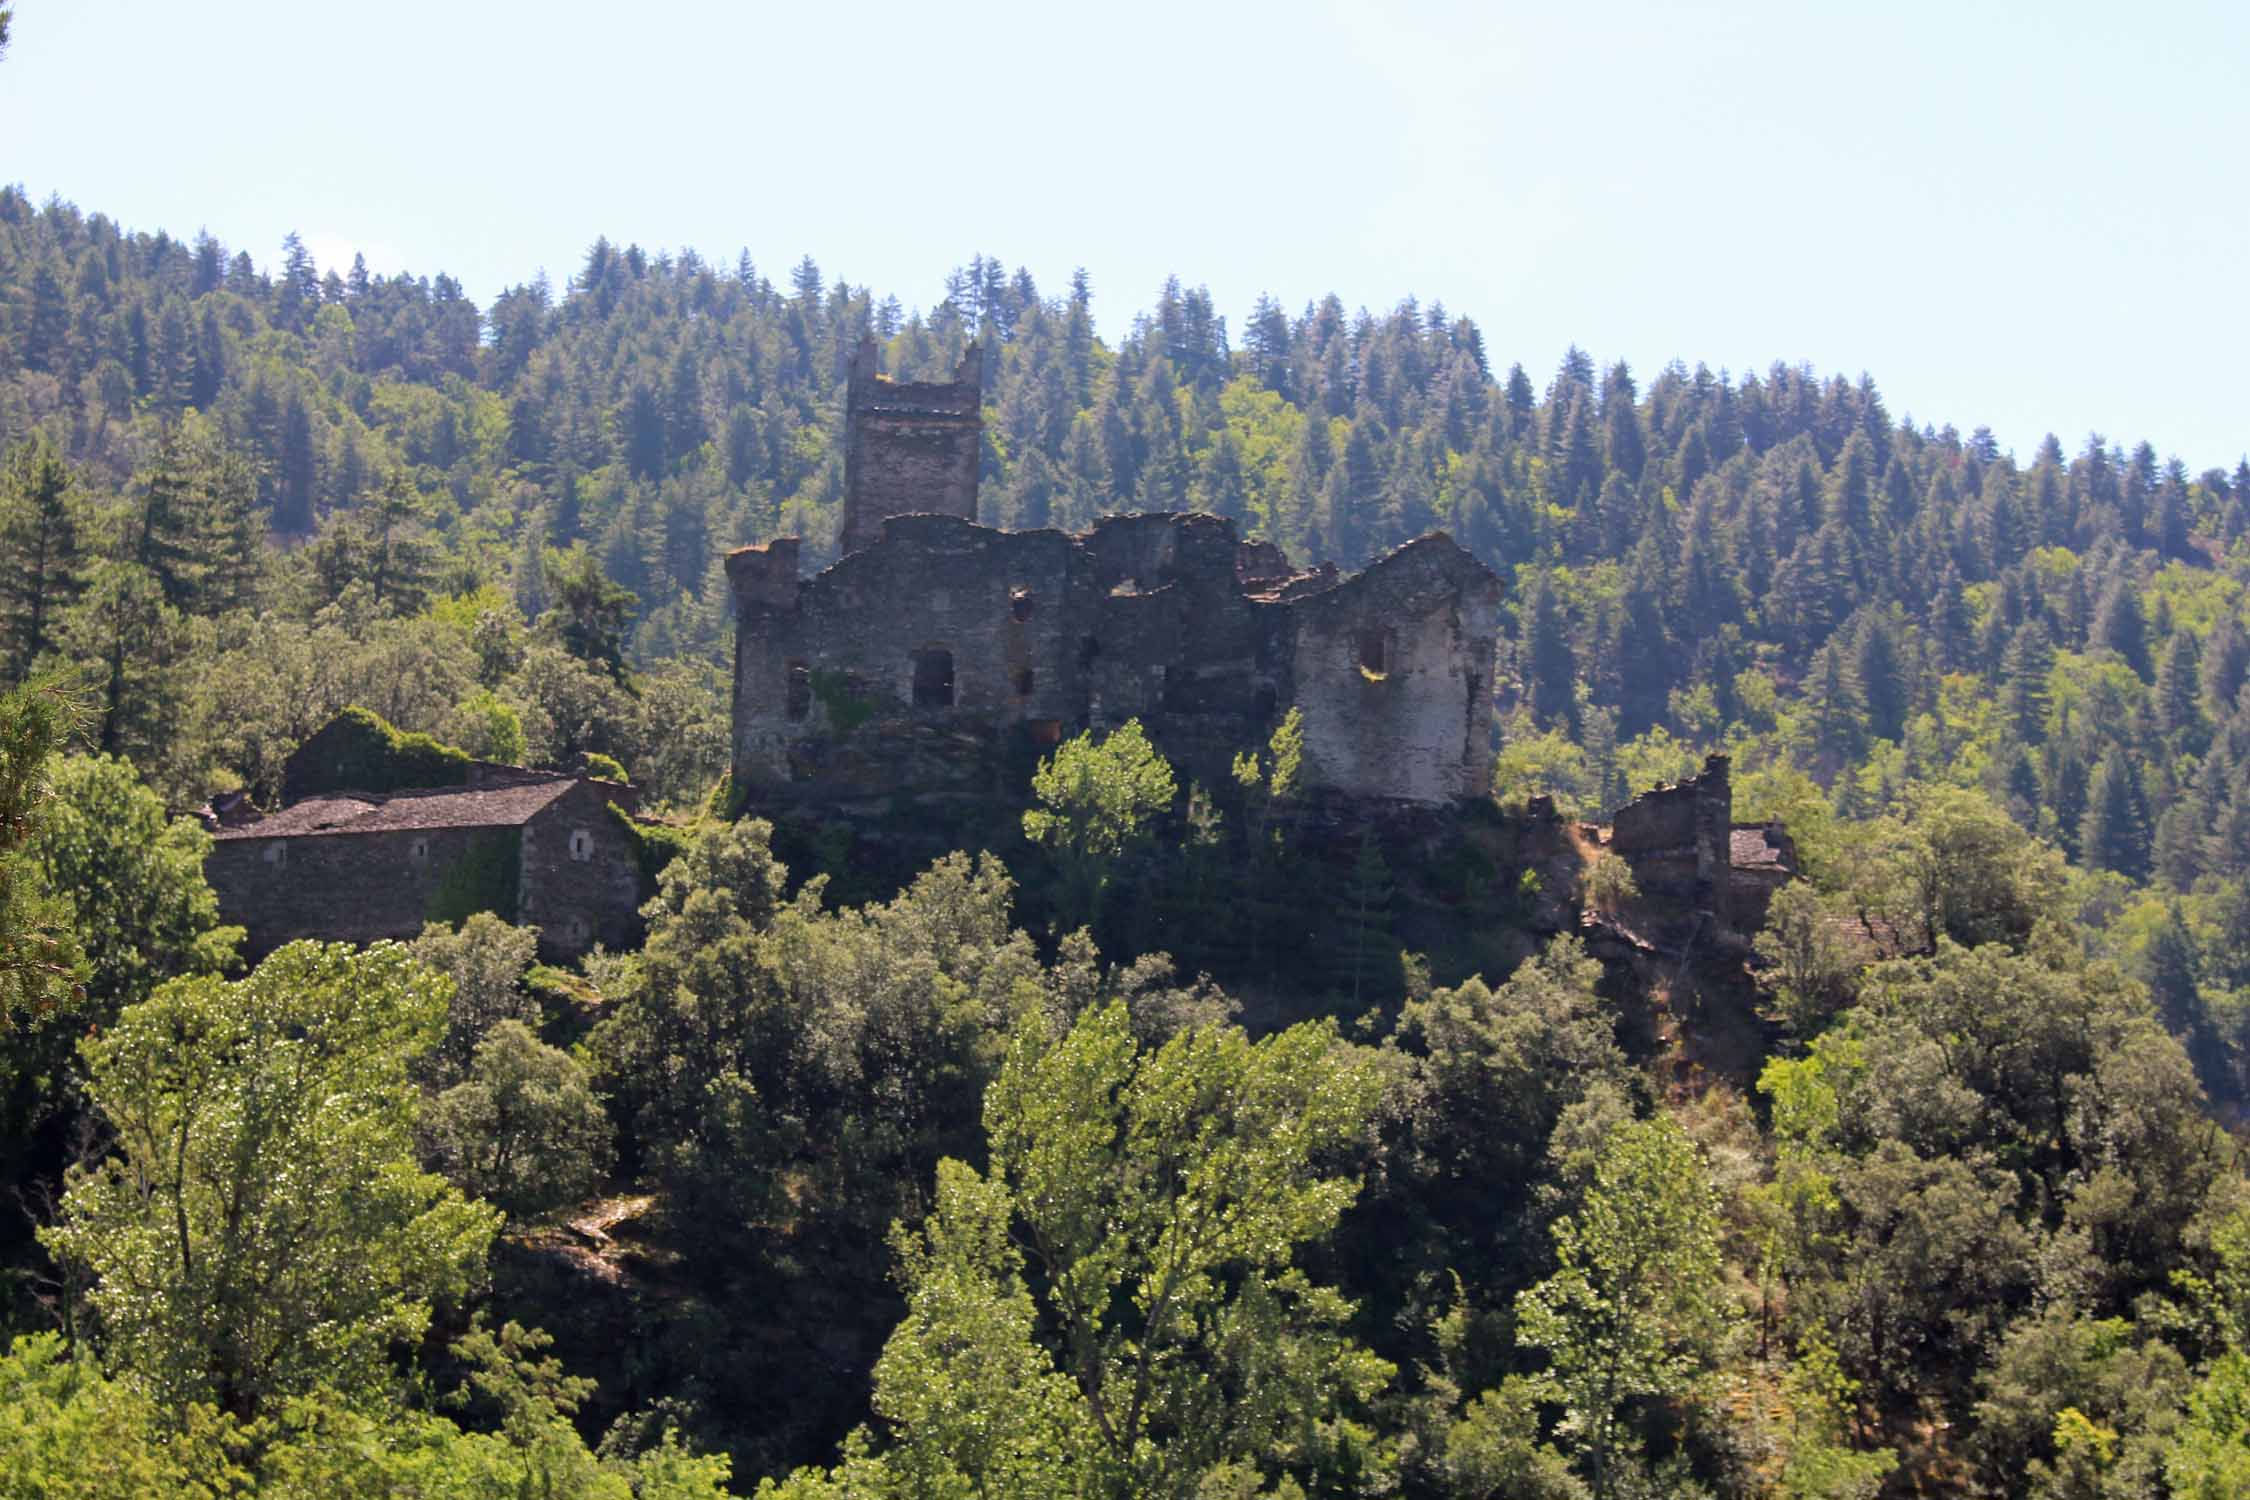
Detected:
left=728, top=340, right=1502, bottom=809
left=205, top=773, right=644, bottom=961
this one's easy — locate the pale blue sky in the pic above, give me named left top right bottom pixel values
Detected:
left=3, top=0, right=2244, bottom=468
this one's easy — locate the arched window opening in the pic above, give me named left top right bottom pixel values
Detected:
left=1010, top=588, right=1036, bottom=622
left=1356, top=629, right=1387, bottom=675
left=568, top=828, right=594, bottom=862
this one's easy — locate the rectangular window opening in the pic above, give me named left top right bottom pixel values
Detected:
left=913, top=648, right=956, bottom=708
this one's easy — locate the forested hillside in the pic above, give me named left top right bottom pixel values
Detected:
left=5, top=185, right=2250, bottom=1498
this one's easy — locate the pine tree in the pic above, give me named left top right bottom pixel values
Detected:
left=22, top=260, right=68, bottom=374
left=59, top=561, right=183, bottom=758
left=1826, top=430, right=1876, bottom=539
left=133, top=420, right=261, bottom=616
left=0, top=435, right=87, bottom=679
left=2204, top=614, right=2250, bottom=723
left=2153, top=799, right=2209, bottom=890
left=2156, top=461, right=2194, bottom=559
left=1523, top=575, right=1577, bottom=730
left=273, top=232, right=319, bottom=332
left=514, top=505, right=551, bottom=622
left=2079, top=748, right=2152, bottom=881
left=276, top=392, right=317, bottom=534
left=2002, top=621, right=2056, bottom=743
left=2091, top=578, right=2151, bottom=679
left=2157, top=631, right=2206, bottom=748
left=365, top=472, right=437, bottom=615
left=2144, top=905, right=2224, bottom=1088
left=1805, top=640, right=1866, bottom=769
left=1332, top=830, right=1397, bottom=1008
left=1854, top=612, right=1908, bottom=742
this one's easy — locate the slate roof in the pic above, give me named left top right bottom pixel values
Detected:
left=213, top=777, right=581, bottom=840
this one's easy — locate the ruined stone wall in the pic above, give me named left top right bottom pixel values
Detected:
left=838, top=341, right=982, bottom=557
left=1287, top=536, right=1501, bottom=803
left=730, top=512, right=1501, bottom=808
left=1608, top=753, right=1733, bottom=927
left=734, top=515, right=1079, bottom=799
left=517, top=781, right=645, bottom=957
left=208, top=824, right=508, bottom=957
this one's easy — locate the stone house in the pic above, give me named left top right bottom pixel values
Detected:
left=205, top=772, right=643, bottom=961
left=728, top=338, right=1502, bottom=809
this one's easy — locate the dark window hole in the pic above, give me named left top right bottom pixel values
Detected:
left=913, top=648, right=955, bottom=708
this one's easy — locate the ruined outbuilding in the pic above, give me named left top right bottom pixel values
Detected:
left=1598, top=753, right=1797, bottom=941
left=204, top=714, right=645, bottom=961
left=729, top=339, right=1501, bottom=809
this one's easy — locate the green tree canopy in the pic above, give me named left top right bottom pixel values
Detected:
left=1516, top=1113, right=1731, bottom=1498
left=42, top=941, right=499, bottom=1418
left=1023, top=717, right=1177, bottom=934
left=779, top=1000, right=1391, bottom=1499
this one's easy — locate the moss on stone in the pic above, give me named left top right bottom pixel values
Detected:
left=297, top=707, right=474, bottom=797
left=425, top=829, right=522, bottom=926
left=809, top=669, right=877, bottom=734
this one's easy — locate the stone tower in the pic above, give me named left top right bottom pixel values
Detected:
left=838, top=336, right=983, bottom=557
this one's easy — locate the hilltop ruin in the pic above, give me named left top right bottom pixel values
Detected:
left=727, top=338, right=1502, bottom=810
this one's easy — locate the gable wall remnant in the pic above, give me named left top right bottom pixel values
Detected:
left=1287, top=536, right=1502, bottom=803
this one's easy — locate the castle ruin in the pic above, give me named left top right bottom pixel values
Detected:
left=728, top=338, right=1502, bottom=809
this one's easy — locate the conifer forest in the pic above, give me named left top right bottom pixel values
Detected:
left=5, top=41, right=2250, bottom=1496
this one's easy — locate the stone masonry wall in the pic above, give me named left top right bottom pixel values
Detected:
left=734, top=515, right=1079, bottom=799
left=1608, top=753, right=1733, bottom=929
left=208, top=824, right=508, bottom=957
left=1288, top=535, right=1501, bottom=803
left=208, top=782, right=644, bottom=963
left=517, top=780, right=645, bottom=957
left=731, top=512, right=1501, bottom=808
left=839, top=340, right=982, bottom=557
